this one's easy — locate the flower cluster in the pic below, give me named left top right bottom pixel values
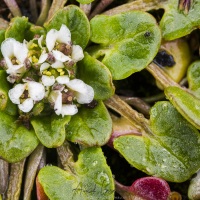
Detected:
left=0, top=25, right=94, bottom=117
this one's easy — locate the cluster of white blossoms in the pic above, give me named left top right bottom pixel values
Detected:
left=0, top=25, right=94, bottom=117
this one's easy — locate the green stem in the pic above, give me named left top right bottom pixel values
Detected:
left=36, top=0, right=51, bottom=25
left=147, top=63, right=179, bottom=89
left=3, top=0, right=22, bottom=17
left=46, top=0, right=68, bottom=22
left=105, top=94, right=153, bottom=136
left=103, top=0, right=167, bottom=16
left=6, top=159, right=26, bottom=200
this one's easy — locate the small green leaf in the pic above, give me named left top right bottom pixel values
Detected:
left=114, top=101, right=200, bottom=182
left=0, top=70, right=17, bottom=116
left=66, top=101, right=112, bottom=146
left=5, top=17, right=31, bottom=42
left=31, top=114, right=71, bottom=148
left=160, top=0, right=200, bottom=40
left=45, top=5, right=90, bottom=49
left=187, top=61, right=200, bottom=98
left=90, top=11, right=161, bottom=80
left=165, top=86, right=200, bottom=130
left=0, top=112, right=39, bottom=163
left=77, top=52, right=115, bottom=100
left=38, top=147, right=114, bottom=200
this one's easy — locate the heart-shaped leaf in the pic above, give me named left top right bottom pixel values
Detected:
left=77, top=52, right=115, bottom=100
left=66, top=101, right=112, bottom=146
left=160, top=0, right=200, bottom=40
left=31, top=114, right=71, bottom=148
left=44, top=5, right=90, bottom=49
left=38, top=147, right=114, bottom=200
left=165, top=86, right=200, bottom=130
left=5, top=16, right=31, bottom=42
left=114, top=101, right=200, bottom=182
left=89, top=11, right=161, bottom=80
left=0, top=112, right=39, bottom=163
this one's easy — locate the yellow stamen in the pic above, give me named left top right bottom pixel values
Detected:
left=32, top=56, right=38, bottom=63
left=60, top=71, right=65, bottom=76
left=30, top=43, right=38, bottom=49
left=46, top=71, right=52, bottom=76
left=57, top=68, right=63, bottom=73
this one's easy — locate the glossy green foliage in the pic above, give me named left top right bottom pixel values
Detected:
left=5, top=17, right=31, bottom=42
left=165, top=86, right=200, bottom=130
left=31, top=114, right=71, bottom=148
left=90, top=11, right=161, bottom=80
left=114, top=101, right=200, bottom=182
left=77, top=53, right=115, bottom=100
left=25, top=25, right=45, bottom=41
left=0, top=112, right=39, bottom=163
left=187, top=61, right=200, bottom=98
left=38, top=147, right=114, bottom=200
left=0, top=71, right=17, bottom=116
left=160, top=0, right=200, bottom=40
left=66, top=101, right=112, bottom=146
left=45, top=5, right=90, bottom=49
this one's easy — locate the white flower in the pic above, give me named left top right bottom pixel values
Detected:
left=49, top=78, right=94, bottom=117
left=8, top=81, right=45, bottom=113
left=1, top=38, right=28, bottom=75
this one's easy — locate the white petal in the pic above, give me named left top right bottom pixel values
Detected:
left=27, top=82, right=45, bottom=101
left=76, top=84, right=94, bottom=104
left=49, top=90, right=62, bottom=115
left=14, top=42, right=28, bottom=63
left=56, top=75, right=69, bottom=85
left=52, top=50, right=71, bottom=62
left=8, top=84, right=25, bottom=104
left=40, top=62, right=50, bottom=72
left=51, top=60, right=64, bottom=69
left=38, top=53, right=48, bottom=64
left=46, top=29, right=58, bottom=51
left=57, top=25, right=71, bottom=45
left=42, top=75, right=55, bottom=86
left=60, top=104, right=78, bottom=117
left=66, top=79, right=88, bottom=93
left=18, top=98, right=34, bottom=113
left=71, top=45, right=84, bottom=62
left=4, top=57, right=24, bottom=74
left=38, top=35, right=44, bottom=48
left=1, top=38, right=15, bottom=58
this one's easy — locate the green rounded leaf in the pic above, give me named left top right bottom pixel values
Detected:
left=31, top=114, right=71, bottom=148
left=90, top=11, right=161, bottom=80
left=0, top=112, right=39, bottom=163
left=5, top=17, right=31, bottom=42
left=160, top=0, right=200, bottom=40
left=0, top=70, right=17, bottom=116
left=114, top=101, right=200, bottom=182
left=165, top=86, right=200, bottom=130
left=38, top=147, right=114, bottom=200
left=77, top=52, right=115, bottom=100
left=66, top=101, right=112, bottom=146
left=45, top=5, right=90, bottom=49
left=187, top=60, right=200, bottom=98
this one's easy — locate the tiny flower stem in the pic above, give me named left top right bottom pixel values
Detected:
left=6, top=158, right=26, bottom=200
left=105, top=94, right=153, bottom=136
left=147, top=63, right=180, bottom=89
left=3, top=0, right=22, bottom=17
left=103, top=0, right=168, bottom=16
left=36, top=0, right=50, bottom=26
left=24, top=144, right=44, bottom=200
